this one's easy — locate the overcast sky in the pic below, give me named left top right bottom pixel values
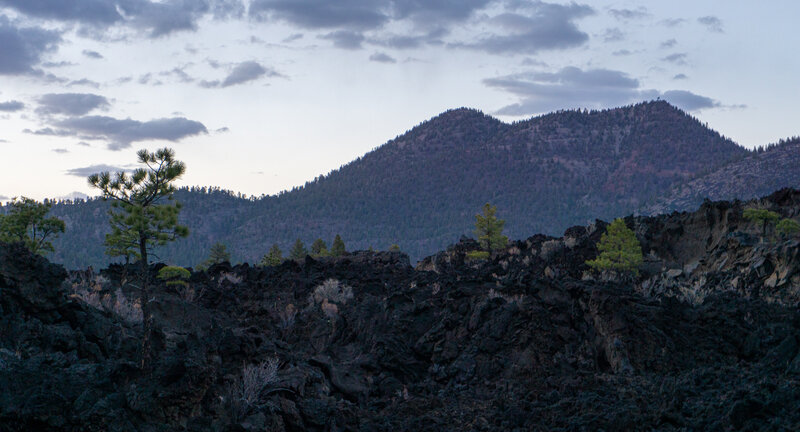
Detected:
left=1, top=0, right=798, bottom=201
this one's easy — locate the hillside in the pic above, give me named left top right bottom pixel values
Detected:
left=642, top=137, right=800, bottom=215
left=2, top=190, right=800, bottom=430
left=38, top=100, right=750, bottom=268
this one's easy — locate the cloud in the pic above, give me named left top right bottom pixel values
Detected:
left=608, top=7, right=649, bottom=20
left=319, top=30, right=365, bottom=49
left=210, top=0, right=245, bottom=19
left=37, top=93, right=110, bottom=116
left=161, top=65, right=195, bottom=83
left=42, top=60, right=76, bottom=68
left=282, top=33, right=303, bottom=43
left=612, top=49, right=632, bottom=56
left=0, top=195, right=8, bottom=200
left=660, top=39, right=677, bottom=49
left=52, top=148, right=69, bottom=154
left=660, top=90, right=719, bottom=111
left=250, top=0, right=492, bottom=32
left=250, top=0, right=388, bottom=30
left=123, top=0, right=214, bottom=37
left=82, top=49, right=103, bottom=59
left=452, top=2, right=594, bottom=55
left=200, top=61, right=281, bottom=88
left=54, top=116, right=208, bottom=150
left=698, top=15, right=723, bottom=33
left=369, top=28, right=446, bottom=49
left=602, top=28, right=624, bottom=42
left=673, top=73, right=688, bottom=80
left=392, top=0, right=492, bottom=27
left=662, top=53, right=687, bottom=65
left=65, top=164, right=128, bottom=177
left=484, top=67, right=642, bottom=115
left=660, top=18, right=685, bottom=27
left=0, top=16, right=62, bottom=75
left=0, top=0, right=124, bottom=25
left=0, top=0, right=246, bottom=38
left=369, top=52, right=396, bottom=63
left=221, top=61, right=274, bottom=86
left=24, top=127, right=75, bottom=136
left=67, top=78, right=101, bottom=88
left=483, top=66, right=722, bottom=115
left=0, top=100, right=25, bottom=112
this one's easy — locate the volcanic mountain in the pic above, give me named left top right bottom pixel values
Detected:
left=43, top=100, right=757, bottom=267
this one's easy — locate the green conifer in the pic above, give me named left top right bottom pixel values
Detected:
left=330, top=234, right=346, bottom=256
left=290, top=239, right=308, bottom=260
left=586, top=218, right=643, bottom=276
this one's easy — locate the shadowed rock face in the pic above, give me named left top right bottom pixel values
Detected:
left=2, top=191, right=800, bottom=431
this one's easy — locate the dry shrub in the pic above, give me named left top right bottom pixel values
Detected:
left=111, top=288, right=143, bottom=324
left=321, top=300, right=339, bottom=319
left=217, top=272, right=243, bottom=288
left=277, top=303, right=297, bottom=330
left=310, top=278, right=353, bottom=305
left=223, top=357, right=280, bottom=421
left=69, top=276, right=142, bottom=324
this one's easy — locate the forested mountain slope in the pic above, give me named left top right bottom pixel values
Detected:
left=642, top=138, right=800, bottom=215
left=37, top=101, right=751, bottom=267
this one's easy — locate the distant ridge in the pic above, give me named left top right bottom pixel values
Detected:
left=642, top=137, right=800, bottom=215
left=34, top=100, right=788, bottom=268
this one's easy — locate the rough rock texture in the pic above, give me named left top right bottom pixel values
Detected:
left=3, top=190, right=800, bottom=430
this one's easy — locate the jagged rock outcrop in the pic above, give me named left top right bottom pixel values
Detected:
left=2, top=190, right=800, bottom=430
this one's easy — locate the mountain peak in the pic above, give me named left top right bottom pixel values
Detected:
left=47, top=100, right=767, bottom=267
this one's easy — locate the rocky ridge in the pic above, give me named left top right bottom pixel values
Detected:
left=642, top=139, right=800, bottom=216
left=2, top=190, right=800, bottom=430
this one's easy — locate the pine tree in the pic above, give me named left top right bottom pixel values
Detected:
left=330, top=234, right=346, bottom=256
left=474, top=203, right=508, bottom=251
left=311, top=238, right=328, bottom=257
left=261, top=243, right=283, bottom=266
left=586, top=218, right=643, bottom=276
left=157, top=265, right=191, bottom=288
left=743, top=208, right=781, bottom=238
left=0, top=197, right=65, bottom=255
left=88, top=147, right=188, bottom=370
left=776, top=218, right=800, bottom=239
left=205, top=242, right=231, bottom=266
left=290, top=239, right=308, bottom=260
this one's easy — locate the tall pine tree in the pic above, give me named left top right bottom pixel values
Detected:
left=290, top=239, right=308, bottom=260
left=311, top=238, right=328, bottom=257
left=261, top=243, right=283, bottom=266
left=88, top=147, right=188, bottom=370
left=330, top=234, right=346, bottom=256
left=586, top=218, right=643, bottom=276
left=474, top=203, right=508, bottom=251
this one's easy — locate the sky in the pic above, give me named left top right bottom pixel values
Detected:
left=1, top=0, right=798, bottom=201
